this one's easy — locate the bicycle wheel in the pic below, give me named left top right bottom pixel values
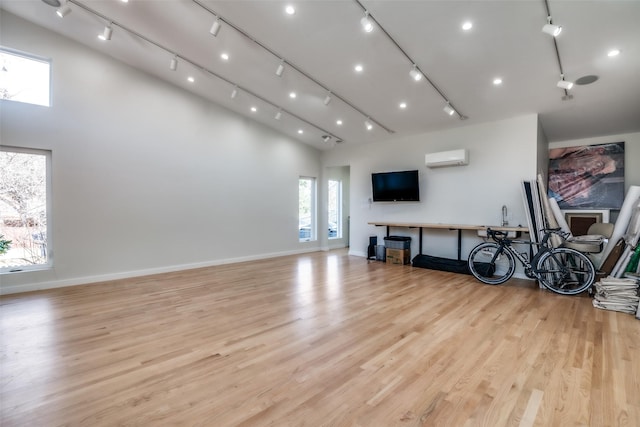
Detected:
left=536, top=248, right=595, bottom=295
left=467, top=242, right=516, bottom=285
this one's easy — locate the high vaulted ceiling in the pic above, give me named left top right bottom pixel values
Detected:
left=2, top=0, right=640, bottom=150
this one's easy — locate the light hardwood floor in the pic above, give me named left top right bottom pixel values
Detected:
left=1, top=250, right=638, bottom=426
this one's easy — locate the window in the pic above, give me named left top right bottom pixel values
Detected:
left=0, top=47, right=51, bottom=107
left=328, top=179, right=342, bottom=239
left=299, top=177, right=316, bottom=242
left=0, top=147, right=52, bottom=272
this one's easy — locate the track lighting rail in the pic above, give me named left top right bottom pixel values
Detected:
left=353, top=0, right=466, bottom=120
left=191, top=0, right=394, bottom=134
left=63, top=0, right=344, bottom=143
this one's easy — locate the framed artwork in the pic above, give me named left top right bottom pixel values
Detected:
left=548, top=142, right=625, bottom=209
left=563, top=209, right=610, bottom=236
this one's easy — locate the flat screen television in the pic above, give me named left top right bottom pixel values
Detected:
left=371, top=170, right=420, bottom=202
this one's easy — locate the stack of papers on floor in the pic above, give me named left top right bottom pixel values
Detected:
left=592, top=276, right=639, bottom=315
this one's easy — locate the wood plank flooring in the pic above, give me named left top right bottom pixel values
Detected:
left=1, top=250, right=638, bottom=426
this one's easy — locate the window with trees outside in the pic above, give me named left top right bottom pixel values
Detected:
left=1, top=47, right=51, bottom=107
left=299, top=177, right=316, bottom=242
left=0, top=148, right=52, bottom=272
left=328, top=179, right=342, bottom=239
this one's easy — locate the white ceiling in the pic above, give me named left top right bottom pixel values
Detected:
left=2, top=0, right=640, bottom=150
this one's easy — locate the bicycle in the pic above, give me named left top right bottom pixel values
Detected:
left=467, top=227, right=596, bottom=295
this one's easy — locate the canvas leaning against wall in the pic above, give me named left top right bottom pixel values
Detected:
left=548, top=142, right=625, bottom=209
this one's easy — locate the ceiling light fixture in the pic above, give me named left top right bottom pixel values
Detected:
left=557, top=76, right=573, bottom=90
left=220, top=53, right=229, bottom=61
left=56, top=2, right=71, bottom=17
left=170, top=55, right=178, bottom=71
left=275, top=110, right=282, bottom=120
left=289, top=92, right=297, bottom=99
left=98, top=23, right=113, bottom=41
left=607, top=49, right=620, bottom=57
left=275, top=59, right=285, bottom=77
left=209, top=17, right=221, bottom=37
left=250, top=106, right=257, bottom=112
left=354, top=64, right=363, bottom=73
left=297, top=129, right=304, bottom=134
left=361, top=11, right=374, bottom=33
left=336, top=120, right=343, bottom=126
left=285, top=5, right=295, bottom=15
left=542, top=16, right=562, bottom=36
left=399, top=102, right=407, bottom=109
left=323, top=92, right=332, bottom=106
left=230, top=86, right=238, bottom=98
left=493, top=77, right=502, bottom=85
left=462, top=21, right=473, bottom=31
left=187, top=76, right=195, bottom=83
left=409, top=64, right=423, bottom=82
left=443, top=103, right=456, bottom=116
left=322, top=135, right=331, bottom=143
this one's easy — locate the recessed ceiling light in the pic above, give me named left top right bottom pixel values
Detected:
left=399, top=102, right=407, bottom=109
left=365, top=120, right=373, bottom=130
left=336, top=119, right=343, bottom=126
left=285, top=5, right=295, bottom=15
left=354, top=64, right=363, bottom=73
left=289, top=92, right=297, bottom=99
left=121, top=0, right=128, bottom=3
left=462, top=21, right=473, bottom=31
left=297, top=129, right=304, bottom=134
left=493, top=78, right=503, bottom=85
left=187, top=76, right=195, bottom=83
left=250, top=106, right=257, bottom=112
left=607, top=49, right=621, bottom=57
left=220, top=53, right=229, bottom=61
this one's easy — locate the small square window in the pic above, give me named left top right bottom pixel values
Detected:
left=0, top=47, right=51, bottom=107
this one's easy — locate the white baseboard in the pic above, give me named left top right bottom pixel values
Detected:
left=0, top=247, right=321, bottom=295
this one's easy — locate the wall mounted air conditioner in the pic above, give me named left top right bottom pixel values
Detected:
left=425, top=149, right=469, bottom=168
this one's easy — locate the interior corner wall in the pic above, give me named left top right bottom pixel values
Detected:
left=322, top=114, right=540, bottom=260
left=0, top=12, right=321, bottom=294
left=536, top=118, right=550, bottom=184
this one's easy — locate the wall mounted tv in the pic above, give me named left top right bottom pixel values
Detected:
left=371, top=170, right=420, bottom=202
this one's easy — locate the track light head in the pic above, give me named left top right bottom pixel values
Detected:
left=409, top=65, right=423, bottom=82
left=275, top=110, right=282, bottom=120
left=323, top=92, right=332, bottom=106
left=275, top=60, right=284, bottom=77
left=170, top=55, right=178, bottom=71
left=361, top=11, right=374, bottom=33
left=56, top=4, right=71, bottom=17
left=364, top=119, right=373, bottom=130
left=99, top=24, right=113, bottom=41
left=230, top=86, right=238, bottom=99
left=557, top=79, right=574, bottom=90
left=443, top=103, right=456, bottom=116
left=322, top=135, right=331, bottom=143
left=210, top=17, right=221, bottom=37
left=542, top=16, right=562, bottom=37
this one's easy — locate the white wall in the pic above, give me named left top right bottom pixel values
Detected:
left=0, top=13, right=321, bottom=294
left=322, top=114, right=540, bottom=260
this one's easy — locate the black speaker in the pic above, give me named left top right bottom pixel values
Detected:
left=367, top=236, right=377, bottom=259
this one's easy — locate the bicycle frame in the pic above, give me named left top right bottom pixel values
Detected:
left=487, top=229, right=567, bottom=274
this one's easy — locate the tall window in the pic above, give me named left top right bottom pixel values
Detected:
left=0, top=147, right=52, bottom=272
left=328, top=179, right=342, bottom=239
left=0, top=47, right=51, bottom=107
left=299, top=177, right=316, bottom=242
